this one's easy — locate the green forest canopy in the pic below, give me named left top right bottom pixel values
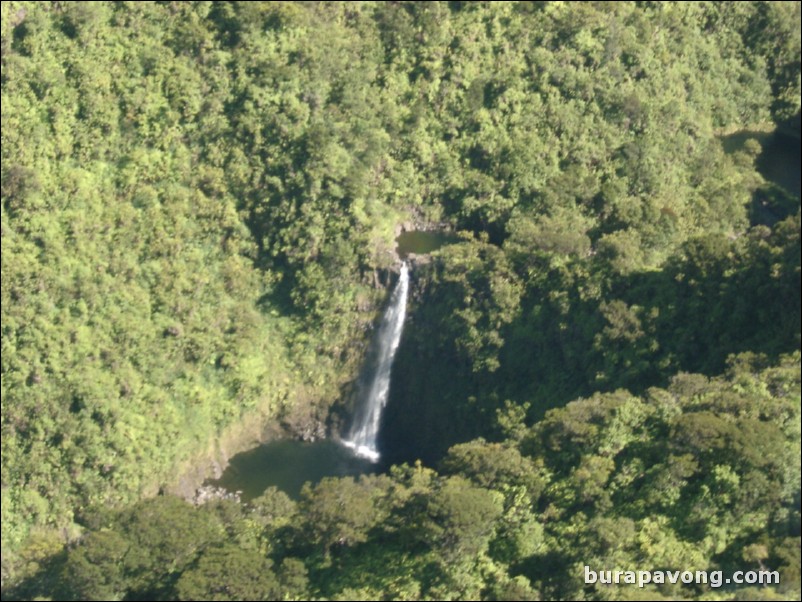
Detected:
left=1, top=1, right=800, bottom=600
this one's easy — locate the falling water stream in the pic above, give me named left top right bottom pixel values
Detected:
left=209, top=262, right=411, bottom=499
left=342, top=262, right=410, bottom=462
left=207, top=127, right=799, bottom=499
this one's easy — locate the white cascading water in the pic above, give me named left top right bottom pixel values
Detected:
left=343, top=262, right=410, bottom=462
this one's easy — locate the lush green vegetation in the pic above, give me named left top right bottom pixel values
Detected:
left=2, top=1, right=799, bottom=599
left=7, top=355, right=801, bottom=600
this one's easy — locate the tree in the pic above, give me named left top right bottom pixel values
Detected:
left=175, top=543, right=280, bottom=602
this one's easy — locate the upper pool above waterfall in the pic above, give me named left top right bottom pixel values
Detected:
left=396, top=230, right=459, bottom=258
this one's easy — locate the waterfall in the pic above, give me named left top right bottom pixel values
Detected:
left=343, top=262, right=410, bottom=462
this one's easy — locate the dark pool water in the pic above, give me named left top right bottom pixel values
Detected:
left=209, top=439, right=377, bottom=500
left=396, top=230, right=458, bottom=257
left=757, top=132, right=801, bottom=200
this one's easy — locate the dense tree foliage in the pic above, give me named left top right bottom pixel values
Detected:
left=2, top=1, right=799, bottom=600
left=7, top=355, right=800, bottom=600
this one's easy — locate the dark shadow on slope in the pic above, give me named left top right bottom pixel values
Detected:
left=379, top=215, right=801, bottom=469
